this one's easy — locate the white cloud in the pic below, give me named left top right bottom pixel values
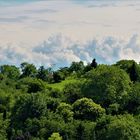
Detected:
left=1, top=0, right=140, bottom=44
left=0, top=1, right=140, bottom=67
left=0, top=34, right=140, bottom=68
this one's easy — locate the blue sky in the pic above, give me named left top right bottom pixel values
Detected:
left=0, top=0, right=140, bottom=67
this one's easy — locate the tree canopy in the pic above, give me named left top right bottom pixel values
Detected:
left=0, top=59, right=140, bottom=139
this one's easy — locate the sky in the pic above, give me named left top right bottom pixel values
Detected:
left=0, top=0, right=140, bottom=68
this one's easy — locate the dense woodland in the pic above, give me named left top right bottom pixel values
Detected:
left=1, top=59, right=140, bottom=140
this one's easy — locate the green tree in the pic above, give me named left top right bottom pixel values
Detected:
left=96, top=115, right=140, bottom=140
left=27, top=79, right=45, bottom=93
left=0, top=115, right=9, bottom=140
left=48, top=132, right=62, bottom=140
left=74, top=121, right=95, bottom=140
left=129, top=62, right=139, bottom=82
left=115, top=60, right=140, bottom=82
left=17, top=77, right=45, bottom=93
left=56, top=103, right=73, bottom=122
left=83, top=65, right=131, bottom=107
left=73, top=98, right=105, bottom=121
left=11, top=93, right=48, bottom=127
left=64, top=81, right=83, bottom=104
left=69, top=61, right=84, bottom=73
left=37, top=66, right=49, bottom=81
left=107, top=103, right=120, bottom=115
left=0, top=65, right=20, bottom=79
left=20, top=62, right=37, bottom=78
left=53, top=71, right=62, bottom=83
left=125, top=82, right=140, bottom=114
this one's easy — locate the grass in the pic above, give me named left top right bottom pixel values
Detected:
left=46, top=77, right=79, bottom=91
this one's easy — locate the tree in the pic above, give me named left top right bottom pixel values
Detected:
left=64, top=81, right=83, bottom=104
left=48, top=132, right=62, bottom=140
left=83, top=63, right=92, bottom=73
left=27, top=79, right=45, bottom=93
left=115, top=60, right=140, bottom=82
left=75, top=121, right=96, bottom=140
left=96, top=114, right=140, bottom=140
left=83, top=65, right=131, bottom=107
left=129, top=62, right=138, bottom=82
left=125, top=82, right=140, bottom=114
left=0, top=65, right=20, bottom=80
left=56, top=103, right=73, bottom=122
left=37, top=66, right=49, bottom=81
left=90, top=58, right=97, bottom=68
left=115, top=60, right=135, bottom=72
left=17, top=78, right=45, bottom=93
left=69, top=61, right=84, bottom=73
left=11, top=93, right=48, bottom=126
left=72, top=98, right=105, bottom=121
left=53, top=72, right=62, bottom=83
left=0, top=116, right=9, bottom=140
left=20, top=62, right=37, bottom=78
left=75, top=123, right=85, bottom=140
left=58, top=67, right=70, bottom=79
left=107, top=103, right=120, bottom=115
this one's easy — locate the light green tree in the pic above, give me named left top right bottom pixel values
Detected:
left=73, top=98, right=105, bottom=121
left=48, top=132, right=62, bottom=140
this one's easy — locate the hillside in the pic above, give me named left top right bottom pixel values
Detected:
left=0, top=59, right=140, bottom=140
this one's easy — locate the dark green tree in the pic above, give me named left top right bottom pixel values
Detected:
left=56, top=103, right=73, bottom=122
left=96, top=115, right=140, bottom=140
left=90, top=58, right=97, bottom=68
left=69, top=61, right=84, bottom=73
left=125, top=82, right=140, bottom=114
left=20, top=62, right=37, bottom=78
left=37, top=66, right=48, bottom=81
left=115, top=60, right=140, bottom=82
left=64, top=82, right=83, bottom=104
left=129, top=62, right=138, bottom=82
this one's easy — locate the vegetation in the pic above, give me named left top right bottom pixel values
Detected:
left=0, top=59, right=140, bottom=139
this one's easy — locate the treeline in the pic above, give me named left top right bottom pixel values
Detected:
left=0, top=59, right=140, bottom=140
left=0, top=59, right=97, bottom=83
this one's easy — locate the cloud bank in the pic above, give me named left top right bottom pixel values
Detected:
left=0, top=1, right=140, bottom=67
left=0, top=34, right=140, bottom=68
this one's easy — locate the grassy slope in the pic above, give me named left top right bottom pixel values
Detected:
left=46, top=78, right=79, bottom=91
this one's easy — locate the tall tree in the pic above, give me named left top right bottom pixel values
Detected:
left=37, top=66, right=48, bottom=81
left=20, top=62, right=37, bottom=78
left=90, top=59, right=97, bottom=68
left=129, top=62, right=138, bottom=82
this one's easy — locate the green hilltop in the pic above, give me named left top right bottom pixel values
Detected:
left=0, top=59, right=140, bottom=140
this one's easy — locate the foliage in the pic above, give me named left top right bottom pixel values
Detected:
left=73, top=98, right=105, bottom=121
left=96, top=114, right=140, bottom=140
left=0, top=59, right=139, bottom=140
left=16, top=77, right=45, bottom=93
left=56, top=103, right=73, bottom=122
left=20, top=62, right=37, bottom=78
left=115, top=60, right=140, bottom=82
left=0, top=65, right=20, bottom=80
left=48, top=132, right=62, bottom=140
left=83, top=65, right=131, bottom=107
left=69, top=61, right=84, bottom=73
left=125, top=82, right=140, bottom=114
left=63, top=81, right=83, bottom=104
